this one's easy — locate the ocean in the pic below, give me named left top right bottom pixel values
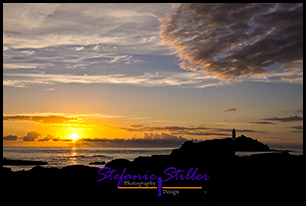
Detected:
left=3, top=147, right=175, bottom=171
left=3, top=147, right=303, bottom=171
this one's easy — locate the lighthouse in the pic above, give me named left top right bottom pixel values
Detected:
left=232, top=128, right=236, bottom=140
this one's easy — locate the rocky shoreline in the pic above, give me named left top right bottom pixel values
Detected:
left=2, top=136, right=303, bottom=204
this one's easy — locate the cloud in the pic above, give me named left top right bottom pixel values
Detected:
left=3, top=114, right=106, bottom=130
left=23, top=131, right=41, bottom=141
left=3, top=3, right=303, bottom=90
left=80, top=133, right=189, bottom=147
left=172, top=131, right=229, bottom=136
left=3, top=115, right=81, bottom=125
left=159, top=3, right=303, bottom=81
left=4, top=131, right=74, bottom=142
left=281, top=77, right=296, bottom=83
left=3, top=3, right=60, bottom=31
left=3, top=135, right=18, bottom=141
left=106, top=55, right=141, bottom=64
left=3, top=3, right=173, bottom=54
left=297, top=109, right=303, bottom=114
left=38, top=134, right=57, bottom=141
left=223, top=108, right=236, bottom=112
left=120, top=125, right=208, bottom=132
left=79, top=125, right=268, bottom=146
left=3, top=72, right=221, bottom=88
left=249, top=121, right=275, bottom=125
left=119, top=125, right=266, bottom=135
left=262, top=115, right=303, bottom=122
left=289, top=126, right=303, bottom=130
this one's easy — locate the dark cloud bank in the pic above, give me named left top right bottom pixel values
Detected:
left=250, top=121, right=275, bottom=125
left=4, top=124, right=268, bottom=147
left=3, top=132, right=191, bottom=147
left=263, top=115, right=303, bottom=122
left=159, top=3, right=303, bottom=81
left=81, top=133, right=190, bottom=147
left=3, top=135, right=18, bottom=141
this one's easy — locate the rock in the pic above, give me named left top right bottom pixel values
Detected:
left=2, top=167, right=12, bottom=175
left=132, top=156, right=150, bottom=166
left=171, top=135, right=269, bottom=159
left=170, top=138, right=235, bottom=160
left=248, top=151, right=290, bottom=160
left=233, top=135, right=270, bottom=151
left=105, top=158, right=130, bottom=169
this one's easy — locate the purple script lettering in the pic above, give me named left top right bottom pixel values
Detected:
left=163, top=167, right=185, bottom=182
left=164, top=167, right=210, bottom=181
left=97, top=167, right=210, bottom=189
left=97, top=167, right=117, bottom=182
left=97, top=168, right=159, bottom=187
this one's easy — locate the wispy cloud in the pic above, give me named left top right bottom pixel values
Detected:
left=3, top=115, right=81, bottom=125
left=3, top=3, right=173, bottom=54
left=120, top=125, right=208, bottom=132
left=3, top=112, right=122, bottom=119
left=106, top=55, right=142, bottom=64
left=289, top=125, right=303, bottom=130
left=262, top=115, right=303, bottom=122
left=3, top=72, right=222, bottom=88
left=119, top=125, right=266, bottom=135
left=249, top=121, right=275, bottom=125
left=3, top=113, right=121, bottom=132
left=5, top=69, right=301, bottom=89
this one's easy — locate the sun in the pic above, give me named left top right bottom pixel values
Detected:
left=70, top=134, right=80, bottom=141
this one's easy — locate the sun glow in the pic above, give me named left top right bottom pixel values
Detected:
left=70, top=134, right=80, bottom=141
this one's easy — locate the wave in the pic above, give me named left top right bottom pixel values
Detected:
left=59, top=154, right=111, bottom=159
left=91, top=155, right=109, bottom=158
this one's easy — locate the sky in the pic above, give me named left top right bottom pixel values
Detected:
left=3, top=3, right=303, bottom=148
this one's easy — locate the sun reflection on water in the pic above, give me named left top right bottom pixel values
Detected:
left=70, top=147, right=77, bottom=165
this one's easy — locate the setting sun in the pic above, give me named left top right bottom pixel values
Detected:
left=70, top=134, right=80, bottom=141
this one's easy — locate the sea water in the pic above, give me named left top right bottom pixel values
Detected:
left=3, top=147, right=175, bottom=171
left=3, top=147, right=303, bottom=171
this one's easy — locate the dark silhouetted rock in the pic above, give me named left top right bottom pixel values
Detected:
left=2, top=167, right=12, bottom=176
left=170, top=135, right=269, bottom=160
left=233, top=135, right=270, bottom=151
left=105, top=158, right=130, bottom=169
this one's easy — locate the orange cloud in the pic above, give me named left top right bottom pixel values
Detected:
left=3, top=115, right=81, bottom=125
left=22, top=131, right=41, bottom=141
left=281, top=77, right=295, bottom=83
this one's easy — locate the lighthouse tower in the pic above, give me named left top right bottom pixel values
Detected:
left=232, top=128, right=236, bottom=140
